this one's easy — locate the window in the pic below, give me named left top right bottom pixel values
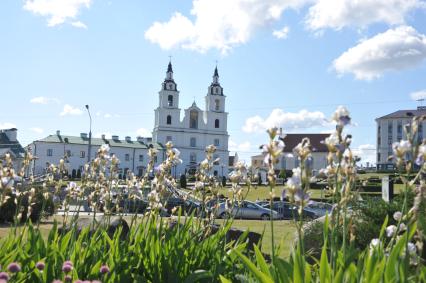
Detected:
left=80, top=151, right=85, bottom=158
left=190, top=137, right=196, bottom=147
left=215, top=119, right=220, bottom=128
left=397, top=121, right=402, bottom=141
left=214, top=138, right=220, bottom=146
left=215, top=88, right=218, bottom=94
left=166, top=115, right=172, bottom=125
left=166, top=136, right=172, bottom=142
left=215, top=99, right=220, bottom=111
left=125, top=154, right=130, bottom=161
left=47, top=149, right=53, bottom=156
left=65, top=150, right=71, bottom=157
left=139, top=155, right=144, bottom=162
left=377, top=153, right=381, bottom=162
left=168, top=95, right=173, bottom=107
left=190, top=110, right=198, bottom=129
left=190, top=152, right=197, bottom=163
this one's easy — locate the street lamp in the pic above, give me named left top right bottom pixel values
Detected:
left=85, top=105, right=92, bottom=163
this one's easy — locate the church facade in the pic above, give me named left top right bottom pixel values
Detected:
left=152, top=62, right=229, bottom=177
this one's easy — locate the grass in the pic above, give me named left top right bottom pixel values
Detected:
left=226, top=219, right=297, bottom=258
left=0, top=216, right=297, bottom=259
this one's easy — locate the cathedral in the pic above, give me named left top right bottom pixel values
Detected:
left=152, top=62, right=229, bottom=177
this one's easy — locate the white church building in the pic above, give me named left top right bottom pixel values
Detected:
left=152, top=62, right=229, bottom=177
left=27, top=62, right=229, bottom=178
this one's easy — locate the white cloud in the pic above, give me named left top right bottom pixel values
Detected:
left=229, top=140, right=252, bottom=152
left=333, top=26, right=426, bottom=80
left=272, top=26, right=289, bottom=39
left=136, top=128, right=151, bottom=137
left=60, top=104, right=83, bottom=116
left=30, top=96, right=59, bottom=104
left=71, top=21, right=87, bottom=29
left=23, top=0, right=91, bottom=27
left=0, top=122, right=17, bottom=130
left=29, top=127, right=44, bottom=134
left=306, top=0, right=424, bottom=31
left=145, top=0, right=309, bottom=53
left=352, top=144, right=376, bottom=165
left=410, top=89, right=426, bottom=101
left=104, top=113, right=112, bottom=118
left=242, top=108, right=330, bottom=133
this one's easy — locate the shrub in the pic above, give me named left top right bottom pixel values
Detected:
left=179, top=174, right=187, bottom=189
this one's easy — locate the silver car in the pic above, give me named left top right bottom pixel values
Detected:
left=216, top=200, right=280, bottom=220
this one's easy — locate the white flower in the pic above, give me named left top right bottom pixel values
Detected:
left=386, top=225, right=397, bottom=238
left=286, top=168, right=302, bottom=191
left=332, top=106, right=351, bottom=126
left=407, top=242, right=417, bottom=255
left=392, top=140, right=411, bottom=158
left=370, top=238, right=380, bottom=248
left=393, top=211, right=402, bottom=221
left=399, top=223, right=407, bottom=231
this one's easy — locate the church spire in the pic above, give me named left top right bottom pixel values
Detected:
left=162, top=59, right=177, bottom=91
left=212, top=65, right=220, bottom=85
left=165, top=60, right=174, bottom=81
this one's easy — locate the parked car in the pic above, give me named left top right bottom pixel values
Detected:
left=261, top=201, right=318, bottom=220
left=216, top=200, right=280, bottom=220
left=164, top=197, right=202, bottom=216
left=305, top=201, right=333, bottom=217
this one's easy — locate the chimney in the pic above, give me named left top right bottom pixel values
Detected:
left=125, top=136, right=131, bottom=142
left=3, top=128, right=17, bottom=142
left=112, top=135, right=119, bottom=140
left=56, top=130, right=61, bottom=136
left=137, top=136, right=144, bottom=143
left=101, top=134, right=106, bottom=140
left=80, top=133, right=88, bottom=139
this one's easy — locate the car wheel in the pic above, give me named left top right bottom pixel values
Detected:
left=220, top=212, right=230, bottom=219
left=261, top=214, right=270, bottom=221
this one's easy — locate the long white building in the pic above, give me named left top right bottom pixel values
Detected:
left=28, top=132, right=164, bottom=177
left=152, top=62, right=229, bottom=177
left=376, top=106, right=426, bottom=170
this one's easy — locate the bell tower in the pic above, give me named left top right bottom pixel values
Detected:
left=205, top=66, right=225, bottom=113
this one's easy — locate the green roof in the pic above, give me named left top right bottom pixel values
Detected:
left=36, top=135, right=164, bottom=150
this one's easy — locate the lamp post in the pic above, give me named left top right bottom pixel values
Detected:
left=85, top=105, right=92, bottom=163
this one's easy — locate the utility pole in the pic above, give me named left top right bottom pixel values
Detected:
left=85, top=105, right=92, bottom=163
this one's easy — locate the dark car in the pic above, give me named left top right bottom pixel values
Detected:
left=262, top=201, right=318, bottom=220
left=164, top=197, right=201, bottom=216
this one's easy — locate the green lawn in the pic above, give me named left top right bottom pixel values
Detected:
left=225, top=219, right=297, bottom=258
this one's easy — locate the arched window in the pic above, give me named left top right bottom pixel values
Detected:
left=215, top=99, right=220, bottom=111
left=166, top=115, right=172, bottom=125
left=190, top=110, right=198, bottom=129
left=168, top=95, right=173, bottom=107
left=215, top=119, right=220, bottom=128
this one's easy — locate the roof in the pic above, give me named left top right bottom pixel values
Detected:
left=0, top=131, right=25, bottom=158
left=35, top=134, right=164, bottom=150
left=376, top=107, right=426, bottom=120
left=281, top=134, right=330, bottom=153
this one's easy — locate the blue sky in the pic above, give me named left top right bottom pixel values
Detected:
left=1, top=0, right=426, bottom=165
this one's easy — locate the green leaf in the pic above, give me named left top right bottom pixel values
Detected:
left=254, top=244, right=271, bottom=276
left=219, top=275, right=232, bottom=283
left=183, top=270, right=212, bottom=283
left=233, top=249, right=274, bottom=283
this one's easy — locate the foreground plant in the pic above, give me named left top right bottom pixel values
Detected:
left=223, top=106, right=426, bottom=283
